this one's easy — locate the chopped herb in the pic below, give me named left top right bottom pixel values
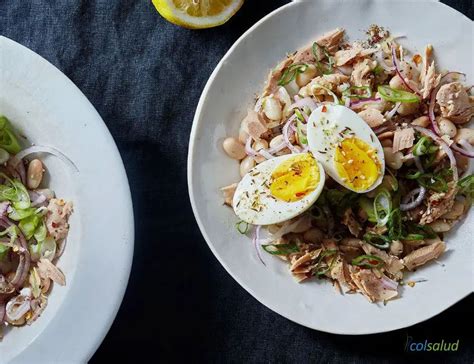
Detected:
left=377, top=85, right=419, bottom=103
left=262, top=243, right=299, bottom=255
left=278, top=63, right=309, bottom=86
left=363, top=233, right=391, bottom=249
left=351, top=254, right=384, bottom=268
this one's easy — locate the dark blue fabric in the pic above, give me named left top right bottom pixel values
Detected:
left=1, top=1, right=472, bottom=362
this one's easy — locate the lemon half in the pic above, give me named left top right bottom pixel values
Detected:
left=152, top=0, right=244, bottom=29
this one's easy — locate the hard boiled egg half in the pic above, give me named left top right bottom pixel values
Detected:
left=233, top=153, right=325, bottom=225
left=307, top=104, right=385, bottom=193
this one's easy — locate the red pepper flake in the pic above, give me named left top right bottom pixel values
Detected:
left=321, top=105, right=327, bottom=113
left=52, top=222, right=58, bottom=228
left=412, top=54, right=422, bottom=65
left=295, top=192, right=306, bottom=197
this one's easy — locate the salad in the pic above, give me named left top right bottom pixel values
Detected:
left=221, top=26, right=473, bottom=303
left=0, top=115, right=73, bottom=337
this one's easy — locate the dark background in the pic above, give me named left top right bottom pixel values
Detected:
left=1, top=1, right=473, bottom=363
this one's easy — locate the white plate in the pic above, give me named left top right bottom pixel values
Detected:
left=0, top=37, right=134, bottom=362
left=188, top=0, right=473, bottom=334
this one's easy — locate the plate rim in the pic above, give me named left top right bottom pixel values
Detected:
left=187, top=0, right=472, bottom=335
left=0, top=35, right=135, bottom=362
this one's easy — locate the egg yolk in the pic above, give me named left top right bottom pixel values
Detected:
left=334, top=137, right=381, bottom=192
left=270, top=154, right=320, bottom=202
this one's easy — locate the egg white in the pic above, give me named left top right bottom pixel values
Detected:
left=232, top=153, right=325, bottom=225
left=307, top=104, right=385, bottom=193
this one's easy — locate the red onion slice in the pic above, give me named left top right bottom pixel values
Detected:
left=391, top=43, right=420, bottom=96
left=385, top=102, right=401, bottom=120
left=349, top=97, right=382, bottom=109
left=289, top=97, right=318, bottom=112
left=400, top=186, right=427, bottom=211
left=414, top=156, right=424, bottom=173
left=380, top=275, right=399, bottom=291
left=451, top=139, right=474, bottom=158
left=282, top=116, right=301, bottom=154
left=375, top=49, right=395, bottom=72
left=6, top=294, right=31, bottom=322
left=10, top=145, right=78, bottom=172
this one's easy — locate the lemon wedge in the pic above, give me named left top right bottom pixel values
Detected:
left=152, top=0, right=244, bottom=29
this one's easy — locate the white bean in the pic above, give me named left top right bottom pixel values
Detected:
left=27, top=159, right=44, bottom=189
left=389, top=240, right=404, bottom=256
left=296, top=64, right=317, bottom=87
left=240, top=156, right=255, bottom=177
left=441, top=200, right=465, bottom=220
left=437, top=117, right=457, bottom=138
left=269, top=135, right=285, bottom=149
left=253, top=140, right=269, bottom=163
left=428, top=220, right=451, bottom=233
left=389, top=75, right=406, bottom=90
left=383, top=147, right=403, bottom=169
left=223, top=137, right=246, bottom=160
left=0, top=148, right=9, bottom=164
left=411, top=115, right=430, bottom=127
left=454, top=128, right=474, bottom=145
left=263, top=96, right=282, bottom=121
left=397, top=101, right=419, bottom=116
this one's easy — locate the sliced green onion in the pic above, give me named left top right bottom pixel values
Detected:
left=236, top=220, right=249, bottom=234
left=19, top=214, right=41, bottom=240
left=359, top=197, right=377, bottom=223
left=457, top=174, right=474, bottom=200
left=403, top=223, right=437, bottom=240
left=296, top=119, right=308, bottom=145
left=351, top=254, right=384, bottom=269
left=262, top=243, right=299, bottom=255
left=373, top=64, right=384, bottom=76
left=311, top=84, right=339, bottom=104
left=363, top=233, right=391, bottom=249
left=8, top=207, right=36, bottom=221
left=342, top=86, right=372, bottom=99
left=0, top=225, right=19, bottom=246
left=387, top=208, right=402, bottom=240
left=382, top=174, right=398, bottom=192
left=34, top=221, right=47, bottom=242
left=374, top=189, right=392, bottom=226
left=413, top=136, right=437, bottom=156
left=313, top=249, right=338, bottom=276
left=418, top=174, right=448, bottom=193
left=406, top=170, right=422, bottom=180
left=312, top=42, right=334, bottom=74
left=278, top=63, right=308, bottom=86
left=403, top=233, right=425, bottom=241
left=0, top=116, right=22, bottom=154
left=377, top=85, right=420, bottom=103
left=0, top=173, right=31, bottom=210
left=0, top=243, right=9, bottom=260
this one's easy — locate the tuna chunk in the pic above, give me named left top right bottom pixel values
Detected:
left=358, top=108, right=385, bottom=128
left=436, top=82, right=474, bottom=124
left=392, top=128, right=415, bottom=152
left=241, top=109, right=269, bottom=141
left=315, top=28, right=345, bottom=53
left=263, top=58, right=293, bottom=96
left=45, top=199, right=73, bottom=241
left=351, top=59, right=376, bottom=87
left=403, top=241, right=446, bottom=270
